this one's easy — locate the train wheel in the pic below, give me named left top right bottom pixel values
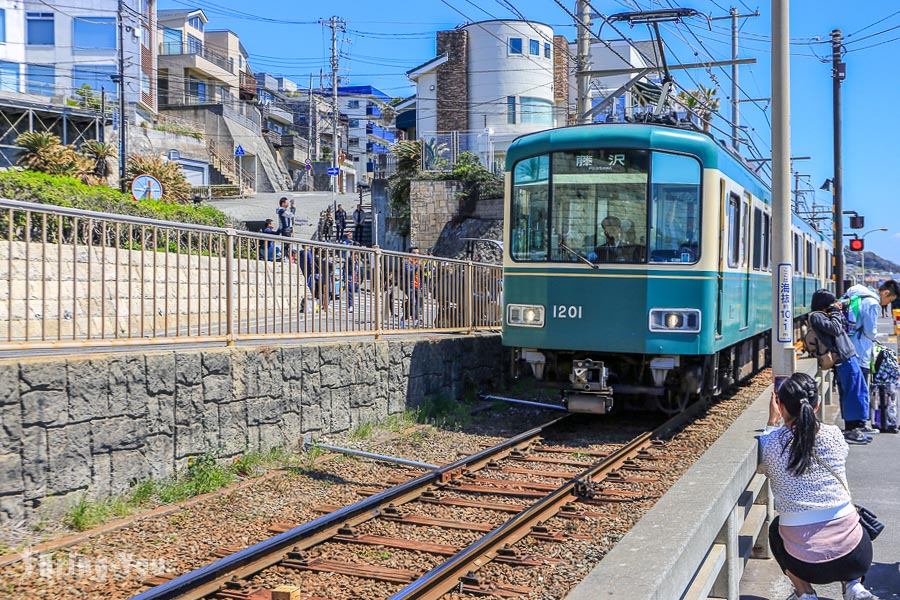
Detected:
left=656, top=390, right=690, bottom=414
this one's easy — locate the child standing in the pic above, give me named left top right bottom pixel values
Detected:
left=870, top=342, right=899, bottom=433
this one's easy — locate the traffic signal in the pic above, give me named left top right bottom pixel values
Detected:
left=849, top=238, right=864, bottom=252
left=849, top=215, right=865, bottom=229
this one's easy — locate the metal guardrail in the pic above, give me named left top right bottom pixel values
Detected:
left=0, top=199, right=502, bottom=351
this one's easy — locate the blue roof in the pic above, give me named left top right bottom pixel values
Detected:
left=317, top=85, right=390, bottom=101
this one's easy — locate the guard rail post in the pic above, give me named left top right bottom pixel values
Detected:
left=374, top=247, right=382, bottom=339
left=465, top=260, right=474, bottom=334
left=225, top=228, right=236, bottom=346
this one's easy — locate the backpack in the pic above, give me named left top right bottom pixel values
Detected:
left=841, top=295, right=863, bottom=334
left=803, top=313, right=839, bottom=369
left=872, top=343, right=900, bottom=385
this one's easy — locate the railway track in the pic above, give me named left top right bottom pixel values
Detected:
left=132, top=402, right=707, bottom=600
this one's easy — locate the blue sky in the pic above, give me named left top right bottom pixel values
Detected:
left=161, top=0, right=900, bottom=265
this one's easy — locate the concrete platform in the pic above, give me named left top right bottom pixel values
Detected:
left=741, top=316, right=900, bottom=600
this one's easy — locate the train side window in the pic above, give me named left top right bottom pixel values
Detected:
left=806, top=239, right=815, bottom=275
left=793, top=233, right=802, bottom=273
left=741, top=193, right=751, bottom=267
left=752, top=207, right=763, bottom=270
left=510, top=154, right=550, bottom=261
left=727, top=193, right=740, bottom=267
left=649, top=152, right=701, bottom=264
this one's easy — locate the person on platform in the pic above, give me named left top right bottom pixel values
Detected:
left=335, top=204, right=347, bottom=240
left=276, top=197, right=295, bottom=238
left=844, top=280, right=900, bottom=382
left=809, top=289, right=872, bottom=444
left=261, top=219, right=281, bottom=261
left=352, top=203, right=365, bottom=241
left=759, top=372, right=875, bottom=600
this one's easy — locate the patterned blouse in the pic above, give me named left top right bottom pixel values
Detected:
left=759, top=424, right=855, bottom=526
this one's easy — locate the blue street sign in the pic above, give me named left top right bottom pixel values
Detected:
left=234, top=145, right=245, bottom=157
left=305, top=163, right=313, bottom=171
left=327, top=167, right=339, bottom=176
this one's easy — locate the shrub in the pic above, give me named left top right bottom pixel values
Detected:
left=124, top=154, right=193, bottom=204
left=0, top=170, right=234, bottom=228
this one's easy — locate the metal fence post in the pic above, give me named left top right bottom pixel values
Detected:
left=374, top=247, right=382, bottom=339
left=711, top=506, right=739, bottom=599
left=225, top=228, right=236, bottom=346
left=466, top=260, right=474, bottom=334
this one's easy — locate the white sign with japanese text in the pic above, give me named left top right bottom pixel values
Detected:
left=777, top=263, right=793, bottom=343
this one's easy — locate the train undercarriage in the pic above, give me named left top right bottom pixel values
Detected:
left=512, top=332, right=772, bottom=414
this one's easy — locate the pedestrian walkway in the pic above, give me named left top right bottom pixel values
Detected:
left=740, top=315, right=900, bottom=600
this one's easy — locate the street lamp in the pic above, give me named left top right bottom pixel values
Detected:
left=859, top=227, right=888, bottom=285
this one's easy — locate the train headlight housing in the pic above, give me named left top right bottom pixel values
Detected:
left=649, top=308, right=701, bottom=333
left=507, top=304, right=545, bottom=328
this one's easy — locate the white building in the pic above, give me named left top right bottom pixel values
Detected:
left=0, top=0, right=157, bottom=121
left=407, top=20, right=565, bottom=169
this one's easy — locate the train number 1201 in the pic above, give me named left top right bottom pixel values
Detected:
left=552, top=304, right=583, bottom=319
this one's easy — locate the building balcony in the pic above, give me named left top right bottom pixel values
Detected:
left=262, top=104, right=292, bottom=124
left=365, top=103, right=382, bottom=118
left=239, top=71, right=257, bottom=99
left=159, top=42, right=234, bottom=80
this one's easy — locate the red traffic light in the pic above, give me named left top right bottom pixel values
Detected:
left=849, top=238, right=864, bottom=252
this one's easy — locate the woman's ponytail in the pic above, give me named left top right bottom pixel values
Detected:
left=777, top=373, right=821, bottom=476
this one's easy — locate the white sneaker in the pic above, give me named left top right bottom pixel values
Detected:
left=845, top=580, right=876, bottom=600
left=789, top=592, right=817, bottom=600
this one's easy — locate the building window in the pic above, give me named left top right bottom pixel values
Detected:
left=141, top=25, right=150, bottom=47
left=188, top=16, right=204, bottom=32
left=26, top=64, right=55, bottom=95
left=140, top=0, right=150, bottom=16
left=509, top=37, right=522, bottom=55
left=72, top=64, right=117, bottom=97
left=188, top=77, right=207, bottom=102
left=348, top=100, right=360, bottom=109
left=348, top=119, right=359, bottom=128
left=529, top=39, right=540, bottom=55
left=187, top=34, right=202, bottom=55
left=141, top=72, right=151, bottom=95
left=0, top=61, right=18, bottom=93
left=520, top=97, right=553, bottom=125
left=26, top=13, right=54, bottom=46
left=0, top=9, right=6, bottom=44
left=544, top=42, right=551, bottom=58
left=73, top=16, right=116, bottom=50
left=507, top=96, right=516, bottom=124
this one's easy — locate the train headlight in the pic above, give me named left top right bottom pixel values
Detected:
left=507, top=304, right=545, bottom=328
left=649, top=308, right=701, bottom=333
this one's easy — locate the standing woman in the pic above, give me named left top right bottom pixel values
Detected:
left=760, top=372, right=874, bottom=600
left=809, top=289, right=873, bottom=443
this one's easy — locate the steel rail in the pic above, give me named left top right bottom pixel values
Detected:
left=129, top=414, right=571, bottom=600
left=387, top=399, right=709, bottom=600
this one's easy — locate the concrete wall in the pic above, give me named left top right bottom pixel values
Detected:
left=0, top=334, right=506, bottom=523
left=0, top=239, right=304, bottom=341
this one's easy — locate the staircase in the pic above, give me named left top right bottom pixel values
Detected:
left=207, top=140, right=254, bottom=193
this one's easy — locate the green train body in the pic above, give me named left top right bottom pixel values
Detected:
left=502, top=124, right=832, bottom=412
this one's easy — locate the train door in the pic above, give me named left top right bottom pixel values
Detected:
left=741, top=192, right=752, bottom=330
left=716, top=179, right=726, bottom=338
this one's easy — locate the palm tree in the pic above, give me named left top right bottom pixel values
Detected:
left=15, top=132, right=63, bottom=172
left=675, top=84, right=720, bottom=132
left=81, top=140, right=115, bottom=180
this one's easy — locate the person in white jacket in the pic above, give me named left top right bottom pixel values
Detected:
left=760, top=372, right=875, bottom=600
left=844, top=281, right=899, bottom=380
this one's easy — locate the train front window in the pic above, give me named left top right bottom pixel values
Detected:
left=648, top=152, right=701, bottom=263
left=550, top=150, right=649, bottom=263
left=510, top=155, right=550, bottom=261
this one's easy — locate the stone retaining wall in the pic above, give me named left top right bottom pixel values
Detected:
left=409, top=181, right=503, bottom=251
left=0, top=334, right=505, bottom=523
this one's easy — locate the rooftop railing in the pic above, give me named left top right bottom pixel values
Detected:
left=0, top=199, right=501, bottom=351
left=160, top=41, right=234, bottom=74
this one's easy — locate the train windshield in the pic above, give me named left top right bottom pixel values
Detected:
left=510, top=150, right=701, bottom=264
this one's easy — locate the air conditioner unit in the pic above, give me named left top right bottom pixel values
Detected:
left=132, top=26, right=141, bottom=40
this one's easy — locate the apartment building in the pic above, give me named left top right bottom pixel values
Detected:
left=322, top=85, right=394, bottom=187
left=0, top=0, right=155, bottom=119
left=156, top=8, right=290, bottom=193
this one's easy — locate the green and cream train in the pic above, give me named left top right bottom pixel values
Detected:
left=502, top=124, right=833, bottom=413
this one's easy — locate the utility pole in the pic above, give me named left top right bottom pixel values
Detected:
left=710, top=8, right=759, bottom=150
left=116, top=0, right=127, bottom=191
left=771, top=0, right=795, bottom=387
left=831, top=29, right=846, bottom=294
left=575, top=0, right=592, bottom=124
left=99, top=87, right=106, bottom=143
left=322, top=16, right=345, bottom=213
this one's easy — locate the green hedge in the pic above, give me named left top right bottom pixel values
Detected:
left=0, top=170, right=236, bottom=229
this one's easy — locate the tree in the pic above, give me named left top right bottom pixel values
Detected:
left=675, top=84, right=720, bottom=132
left=81, top=140, right=115, bottom=181
left=124, top=154, right=192, bottom=204
left=15, top=132, right=93, bottom=182
left=387, top=139, right=421, bottom=235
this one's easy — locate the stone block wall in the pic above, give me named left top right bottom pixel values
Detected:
left=410, top=180, right=463, bottom=251
left=0, top=334, right=505, bottom=523
left=0, top=239, right=305, bottom=342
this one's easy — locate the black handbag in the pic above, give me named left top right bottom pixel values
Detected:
left=815, top=452, right=884, bottom=541
left=856, top=504, right=884, bottom=541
